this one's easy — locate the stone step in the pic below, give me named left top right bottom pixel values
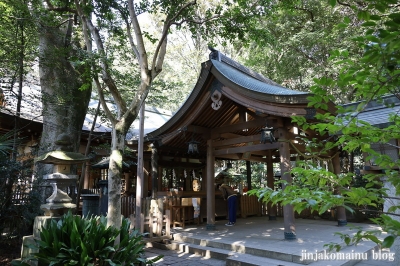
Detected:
left=306, top=243, right=382, bottom=266
left=172, top=233, right=308, bottom=264
left=226, top=253, right=310, bottom=266
left=148, top=240, right=303, bottom=266
left=150, top=232, right=378, bottom=266
left=149, top=240, right=229, bottom=261
left=225, top=240, right=377, bottom=266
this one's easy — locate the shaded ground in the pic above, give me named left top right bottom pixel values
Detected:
left=0, top=238, right=22, bottom=265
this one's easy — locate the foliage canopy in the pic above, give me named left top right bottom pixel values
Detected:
left=249, top=0, right=400, bottom=250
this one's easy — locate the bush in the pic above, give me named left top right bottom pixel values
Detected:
left=0, top=155, right=43, bottom=241
left=13, top=212, right=162, bottom=266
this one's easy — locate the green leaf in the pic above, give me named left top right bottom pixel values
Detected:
left=343, top=235, right=351, bottom=245
left=369, top=15, right=381, bottom=21
left=363, top=234, right=380, bottom=244
left=382, top=236, right=395, bottom=248
left=358, top=10, right=370, bottom=21
left=362, top=21, right=376, bottom=27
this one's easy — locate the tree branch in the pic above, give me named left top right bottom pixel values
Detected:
left=94, top=76, right=117, bottom=125
left=171, top=14, right=221, bottom=27
left=128, top=0, right=149, bottom=75
left=336, top=0, right=351, bottom=8
left=64, top=16, right=74, bottom=48
left=114, top=5, right=140, bottom=60
left=74, top=0, right=127, bottom=115
left=44, top=0, right=77, bottom=14
left=152, top=1, right=198, bottom=75
left=293, top=6, right=315, bottom=22
left=38, top=18, right=72, bottom=29
left=152, top=20, right=169, bottom=76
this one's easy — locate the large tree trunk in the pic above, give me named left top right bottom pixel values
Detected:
left=37, top=21, right=91, bottom=174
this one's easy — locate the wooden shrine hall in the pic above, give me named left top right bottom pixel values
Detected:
left=134, top=48, right=347, bottom=240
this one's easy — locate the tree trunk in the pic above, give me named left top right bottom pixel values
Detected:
left=37, top=22, right=91, bottom=174
left=107, top=124, right=127, bottom=228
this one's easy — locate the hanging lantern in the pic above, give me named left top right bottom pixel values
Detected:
left=227, top=161, right=233, bottom=169
left=260, top=126, right=276, bottom=144
left=187, top=139, right=200, bottom=154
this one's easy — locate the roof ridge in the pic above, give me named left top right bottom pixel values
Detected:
left=341, top=94, right=400, bottom=111
left=208, top=47, right=284, bottom=88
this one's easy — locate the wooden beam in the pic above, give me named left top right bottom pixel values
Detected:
left=185, top=125, right=211, bottom=138
left=213, top=134, right=262, bottom=147
left=214, top=153, right=268, bottom=163
left=157, top=145, right=202, bottom=155
left=251, top=150, right=276, bottom=156
left=239, top=108, right=246, bottom=123
left=220, top=132, right=244, bottom=139
left=243, top=155, right=268, bottom=163
left=214, top=154, right=242, bottom=160
left=227, top=113, right=239, bottom=126
left=245, top=108, right=263, bottom=119
left=158, top=160, right=205, bottom=168
left=214, top=142, right=280, bottom=156
left=211, top=117, right=268, bottom=138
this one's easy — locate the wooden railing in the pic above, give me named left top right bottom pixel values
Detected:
left=240, top=194, right=263, bottom=218
left=121, top=195, right=135, bottom=218
left=122, top=196, right=171, bottom=238
left=120, top=194, right=265, bottom=237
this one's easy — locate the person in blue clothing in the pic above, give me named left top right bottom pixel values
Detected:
left=218, top=183, right=237, bottom=226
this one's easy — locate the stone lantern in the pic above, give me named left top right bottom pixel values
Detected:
left=18, top=134, right=89, bottom=264
left=35, top=133, right=89, bottom=216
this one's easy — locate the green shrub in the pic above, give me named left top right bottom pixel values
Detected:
left=13, top=211, right=162, bottom=266
left=0, top=156, right=43, bottom=242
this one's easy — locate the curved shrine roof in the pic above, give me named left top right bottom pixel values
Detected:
left=147, top=49, right=314, bottom=143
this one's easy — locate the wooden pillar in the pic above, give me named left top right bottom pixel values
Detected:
left=332, top=152, right=347, bottom=226
left=206, top=139, right=216, bottom=230
left=84, top=161, right=90, bottom=189
left=278, top=128, right=296, bottom=240
left=246, top=160, right=251, bottom=190
left=185, top=168, right=192, bottom=191
left=135, top=103, right=145, bottom=232
left=144, top=160, right=150, bottom=198
left=266, top=150, right=276, bottom=219
left=201, top=166, right=207, bottom=192
left=157, top=166, right=162, bottom=191
left=151, top=143, right=158, bottom=198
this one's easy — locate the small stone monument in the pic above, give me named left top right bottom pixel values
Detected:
left=17, top=133, right=89, bottom=264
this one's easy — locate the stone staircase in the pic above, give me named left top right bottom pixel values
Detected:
left=147, top=232, right=378, bottom=266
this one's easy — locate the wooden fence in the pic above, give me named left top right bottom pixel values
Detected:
left=122, top=196, right=174, bottom=238
left=121, top=195, right=135, bottom=218
left=11, top=191, right=29, bottom=205
left=240, top=194, right=264, bottom=218
left=10, top=192, right=268, bottom=239
left=122, top=195, right=266, bottom=233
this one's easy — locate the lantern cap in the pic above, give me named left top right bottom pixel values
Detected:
left=35, top=150, right=90, bottom=165
left=35, top=133, right=90, bottom=164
